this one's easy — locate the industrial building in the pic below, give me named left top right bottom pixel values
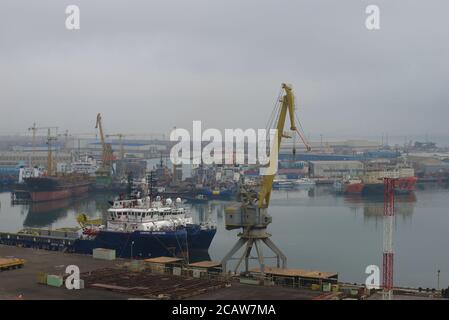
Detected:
left=308, top=161, right=364, bottom=178
left=0, top=151, right=72, bottom=168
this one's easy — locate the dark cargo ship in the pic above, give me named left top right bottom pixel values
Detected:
left=24, top=175, right=92, bottom=202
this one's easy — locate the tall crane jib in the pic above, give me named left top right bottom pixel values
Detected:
left=221, top=83, right=311, bottom=276
left=95, top=113, right=113, bottom=170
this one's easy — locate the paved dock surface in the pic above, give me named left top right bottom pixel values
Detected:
left=0, top=245, right=129, bottom=300
left=0, top=245, right=323, bottom=300
left=191, top=283, right=323, bottom=300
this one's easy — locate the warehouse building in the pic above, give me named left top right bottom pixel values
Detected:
left=309, top=161, right=364, bottom=178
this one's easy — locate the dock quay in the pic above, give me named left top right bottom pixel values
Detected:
left=0, top=229, right=79, bottom=252
left=82, top=267, right=228, bottom=300
left=0, top=244, right=329, bottom=300
left=1, top=244, right=443, bottom=300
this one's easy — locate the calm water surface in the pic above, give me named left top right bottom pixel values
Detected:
left=1, top=184, right=448, bottom=288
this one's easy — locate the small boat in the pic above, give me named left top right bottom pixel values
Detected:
left=184, top=194, right=209, bottom=204
left=334, top=178, right=364, bottom=194
left=293, top=178, right=316, bottom=186
left=273, top=177, right=315, bottom=189
left=273, top=179, right=295, bottom=188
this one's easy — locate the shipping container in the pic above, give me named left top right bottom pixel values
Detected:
left=46, top=274, right=63, bottom=287
left=92, top=248, right=116, bottom=260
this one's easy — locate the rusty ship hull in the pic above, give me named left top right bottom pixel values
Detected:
left=24, top=176, right=92, bottom=202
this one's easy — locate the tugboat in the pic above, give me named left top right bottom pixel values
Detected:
left=334, top=177, right=364, bottom=194
left=361, top=167, right=417, bottom=195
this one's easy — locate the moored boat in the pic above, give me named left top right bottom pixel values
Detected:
left=361, top=167, right=417, bottom=195
left=24, top=174, right=92, bottom=202
left=334, top=177, right=364, bottom=194
left=293, top=178, right=316, bottom=187
left=0, top=195, right=216, bottom=259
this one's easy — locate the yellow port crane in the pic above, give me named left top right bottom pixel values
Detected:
left=257, top=83, right=311, bottom=209
left=95, top=113, right=113, bottom=169
left=105, top=133, right=125, bottom=160
left=221, top=83, right=310, bottom=276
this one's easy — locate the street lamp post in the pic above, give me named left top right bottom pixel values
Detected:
left=131, top=241, right=135, bottom=260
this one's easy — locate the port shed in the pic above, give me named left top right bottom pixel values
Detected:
left=250, top=267, right=338, bottom=288
left=144, top=256, right=183, bottom=274
left=188, top=261, right=222, bottom=274
left=144, top=256, right=183, bottom=265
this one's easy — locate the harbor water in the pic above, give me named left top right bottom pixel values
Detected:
left=1, top=184, right=448, bottom=289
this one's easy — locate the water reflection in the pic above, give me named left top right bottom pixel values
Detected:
left=1, top=184, right=449, bottom=287
left=3, top=187, right=420, bottom=229
left=7, top=193, right=113, bottom=229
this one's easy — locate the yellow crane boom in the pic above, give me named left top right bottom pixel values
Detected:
left=257, top=83, right=310, bottom=208
left=95, top=113, right=113, bottom=169
left=221, top=83, right=310, bottom=274
left=106, top=133, right=125, bottom=160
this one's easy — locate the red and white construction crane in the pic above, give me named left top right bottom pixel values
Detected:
left=383, top=174, right=397, bottom=300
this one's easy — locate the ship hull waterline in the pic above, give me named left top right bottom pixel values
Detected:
left=0, top=226, right=217, bottom=260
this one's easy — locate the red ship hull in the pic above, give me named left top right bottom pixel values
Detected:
left=363, top=177, right=418, bottom=194
left=394, top=176, right=418, bottom=193
left=344, top=182, right=364, bottom=194
left=29, top=185, right=89, bottom=202
left=24, top=176, right=92, bottom=202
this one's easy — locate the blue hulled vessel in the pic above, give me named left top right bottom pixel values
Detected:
left=0, top=196, right=216, bottom=259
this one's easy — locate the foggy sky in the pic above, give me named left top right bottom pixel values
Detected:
left=1, top=0, right=448, bottom=141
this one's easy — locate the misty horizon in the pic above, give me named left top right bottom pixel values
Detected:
left=1, top=1, right=448, bottom=140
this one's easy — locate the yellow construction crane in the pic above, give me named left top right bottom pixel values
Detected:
left=221, top=83, right=310, bottom=275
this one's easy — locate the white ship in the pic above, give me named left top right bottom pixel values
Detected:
left=71, top=156, right=99, bottom=176
left=106, top=196, right=195, bottom=232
